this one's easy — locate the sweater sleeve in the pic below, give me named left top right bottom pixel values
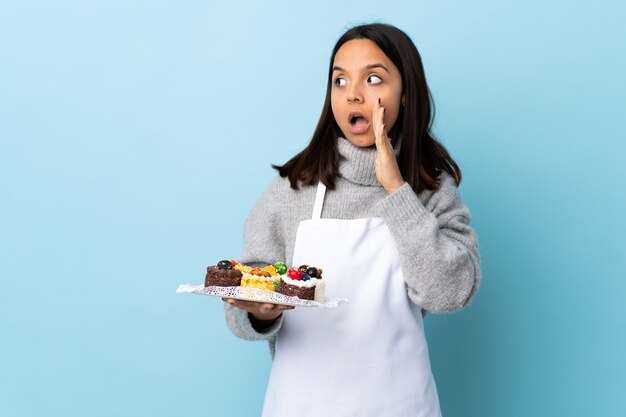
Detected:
left=223, top=176, right=287, bottom=342
left=224, top=304, right=283, bottom=341
left=373, top=174, right=481, bottom=313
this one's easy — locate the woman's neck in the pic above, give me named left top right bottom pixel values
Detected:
left=337, top=136, right=401, bottom=186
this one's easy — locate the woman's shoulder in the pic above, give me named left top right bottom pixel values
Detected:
left=265, top=174, right=291, bottom=195
left=253, top=174, right=314, bottom=210
left=263, top=174, right=313, bottom=196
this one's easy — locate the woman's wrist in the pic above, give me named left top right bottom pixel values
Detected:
left=385, top=180, right=405, bottom=195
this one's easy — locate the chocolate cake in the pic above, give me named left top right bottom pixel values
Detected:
left=279, top=278, right=316, bottom=300
left=205, top=260, right=243, bottom=287
left=277, top=265, right=325, bottom=302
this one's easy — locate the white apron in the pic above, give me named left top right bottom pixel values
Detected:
left=262, top=182, right=442, bottom=417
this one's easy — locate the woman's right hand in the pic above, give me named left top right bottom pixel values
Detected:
left=222, top=298, right=294, bottom=321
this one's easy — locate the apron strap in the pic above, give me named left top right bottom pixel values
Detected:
left=312, top=181, right=326, bottom=220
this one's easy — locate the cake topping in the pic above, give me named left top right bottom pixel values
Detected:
left=262, top=265, right=279, bottom=276
left=302, top=273, right=311, bottom=281
left=217, top=260, right=233, bottom=270
left=305, top=266, right=319, bottom=278
left=234, top=263, right=251, bottom=273
left=250, top=268, right=271, bottom=277
left=274, top=262, right=288, bottom=275
left=298, top=264, right=309, bottom=273
left=288, top=267, right=303, bottom=280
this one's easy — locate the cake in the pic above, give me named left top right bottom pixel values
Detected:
left=240, top=263, right=286, bottom=291
left=204, top=260, right=326, bottom=303
left=241, top=271, right=279, bottom=291
left=278, top=264, right=326, bottom=303
left=205, top=260, right=243, bottom=287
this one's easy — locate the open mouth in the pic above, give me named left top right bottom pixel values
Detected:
left=348, top=111, right=370, bottom=134
left=349, top=112, right=368, bottom=125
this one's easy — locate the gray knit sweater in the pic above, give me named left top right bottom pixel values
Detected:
left=224, top=137, right=480, bottom=357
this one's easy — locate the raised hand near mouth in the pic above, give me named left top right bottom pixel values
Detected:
left=373, top=98, right=405, bottom=195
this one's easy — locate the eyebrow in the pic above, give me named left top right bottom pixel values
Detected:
left=332, top=63, right=390, bottom=74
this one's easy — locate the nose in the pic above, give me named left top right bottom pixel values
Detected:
left=347, top=84, right=363, bottom=103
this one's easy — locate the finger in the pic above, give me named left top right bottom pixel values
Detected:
left=242, top=300, right=267, bottom=309
left=229, top=299, right=258, bottom=310
left=378, top=108, right=386, bottom=136
left=373, top=98, right=382, bottom=134
left=371, top=101, right=378, bottom=137
left=259, top=303, right=276, bottom=314
left=379, top=109, right=386, bottom=140
left=373, top=108, right=384, bottom=147
left=375, top=112, right=388, bottom=149
left=227, top=299, right=244, bottom=309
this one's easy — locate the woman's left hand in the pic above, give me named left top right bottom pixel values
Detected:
left=373, top=98, right=404, bottom=195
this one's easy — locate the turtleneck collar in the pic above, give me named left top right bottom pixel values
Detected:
left=337, top=136, right=402, bottom=186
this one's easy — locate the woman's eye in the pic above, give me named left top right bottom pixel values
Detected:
left=368, top=75, right=382, bottom=84
left=334, top=78, right=346, bottom=87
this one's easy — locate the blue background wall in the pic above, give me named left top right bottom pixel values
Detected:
left=1, top=1, right=625, bottom=416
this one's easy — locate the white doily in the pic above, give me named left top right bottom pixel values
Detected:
left=176, top=284, right=347, bottom=308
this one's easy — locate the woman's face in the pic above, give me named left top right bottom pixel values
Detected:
left=331, top=39, right=404, bottom=147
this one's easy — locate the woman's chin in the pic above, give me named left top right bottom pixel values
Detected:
left=344, top=133, right=375, bottom=148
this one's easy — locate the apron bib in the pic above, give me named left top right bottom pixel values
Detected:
left=262, top=182, right=442, bottom=417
